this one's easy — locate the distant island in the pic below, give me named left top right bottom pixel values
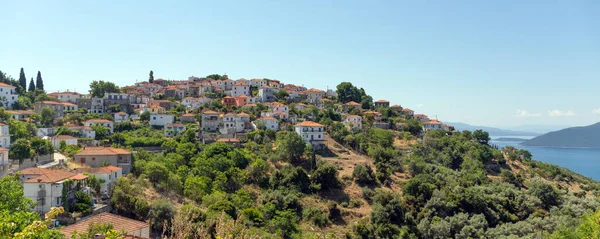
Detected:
left=448, top=122, right=540, bottom=137
left=522, top=122, right=600, bottom=148
left=494, top=137, right=528, bottom=142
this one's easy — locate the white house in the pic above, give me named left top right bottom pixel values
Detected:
left=232, top=82, right=250, bottom=97
left=84, top=119, right=114, bottom=133
left=113, top=112, right=129, bottom=123
left=20, top=168, right=88, bottom=214
left=306, top=88, right=325, bottom=105
left=0, top=147, right=9, bottom=178
left=201, top=110, right=220, bottom=132
left=74, top=166, right=122, bottom=196
left=250, top=78, right=268, bottom=87
left=0, top=122, right=10, bottom=148
left=50, top=91, right=83, bottom=103
left=150, top=114, right=174, bottom=126
left=344, top=115, right=362, bottom=130
left=235, top=113, right=252, bottom=133
left=0, top=82, right=18, bottom=109
left=294, top=121, right=325, bottom=148
left=5, top=110, right=34, bottom=120
left=422, top=120, right=443, bottom=131
left=257, top=86, right=275, bottom=102
left=48, top=135, right=78, bottom=149
left=164, top=123, right=187, bottom=137
left=256, top=117, right=279, bottom=131
left=414, top=114, right=430, bottom=123
left=69, top=126, right=96, bottom=139
left=220, top=113, right=237, bottom=136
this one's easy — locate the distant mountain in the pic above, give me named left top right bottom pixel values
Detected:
left=448, top=122, right=540, bottom=137
left=522, top=122, right=600, bottom=148
left=508, top=124, right=571, bottom=134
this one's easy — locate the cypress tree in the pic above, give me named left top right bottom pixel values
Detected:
left=36, top=71, right=44, bottom=91
left=149, top=70, right=154, bottom=83
left=18, top=68, right=27, bottom=90
left=28, top=77, right=35, bottom=91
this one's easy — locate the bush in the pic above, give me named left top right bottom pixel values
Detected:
left=149, top=199, right=176, bottom=232
left=302, top=207, right=330, bottom=227
left=353, top=164, right=376, bottom=185
left=310, top=161, right=341, bottom=191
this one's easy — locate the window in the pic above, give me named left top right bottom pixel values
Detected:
left=81, top=158, right=86, bottom=163
left=39, top=184, right=44, bottom=189
left=56, top=197, right=61, bottom=205
left=92, top=157, right=95, bottom=161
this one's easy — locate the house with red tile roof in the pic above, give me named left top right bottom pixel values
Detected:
left=294, top=121, right=325, bottom=148
left=60, top=212, right=150, bottom=238
left=374, top=100, right=390, bottom=108
left=19, top=168, right=88, bottom=214
left=73, top=147, right=132, bottom=174
left=74, top=166, right=122, bottom=196
left=423, top=120, right=443, bottom=131
left=84, top=119, right=114, bottom=133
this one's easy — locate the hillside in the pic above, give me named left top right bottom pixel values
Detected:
left=522, top=122, right=600, bottom=148
left=448, top=122, right=540, bottom=137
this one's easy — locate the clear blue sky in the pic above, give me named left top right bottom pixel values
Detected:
left=2, top=0, right=599, bottom=128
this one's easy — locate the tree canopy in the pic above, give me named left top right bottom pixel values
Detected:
left=89, top=80, right=121, bottom=98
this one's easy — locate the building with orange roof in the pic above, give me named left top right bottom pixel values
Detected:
left=374, top=99, right=390, bottom=108
left=294, top=121, right=325, bottom=148
left=0, top=82, right=18, bottom=109
left=60, top=212, right=150, bottom=238
left=20, top=168, right=88, bottom=214
left=74, top=166, right=122, bottom=195
left=34, top=100, right=78, bottom=118
left=390, top=104, right=403, bottom=111
left=202, top=110, right=220, bottom=132
left=364, top=111, right=383, bottom=122
left=414, top=114, right=430, bottom=122
left=423, top=120, right=443, bottom=131
left=47, top=91, right=83, bottom=103
left=306, top=88, right=325, bottom=105
left=73, top=147, right=132, bottom=174
left=5, top=110, right=34, bottom=120
left=181, top=113, right=196, bottom=123
left=147, top=100, right=175, bottom=111
left=255, top=117, right=279, bottom=131
left=84, top=119, right=114, bottom=133
left=221, top=96, right=236, bottom=108
left=402, top=108, right=414, bottom=116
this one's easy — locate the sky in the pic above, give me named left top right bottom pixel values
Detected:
left=1, top=0, right=599, bottom=128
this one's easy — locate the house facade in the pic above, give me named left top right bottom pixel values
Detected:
left=0, top=82, right=18, bottom=109
left=0, top=123, right=10, bottom=148
left=149, top=114, right=175, bottom=126
left=294, top=121, right=325, bottom=148
left=84, top=119, right=114, bottom=133
left=201, top=110, right=220, bottom=132
left=20, top=168, right=88, bottom=214
left=344, top=115, right=362, bottom=130
left=74, top=166, right=122, bottom=196
left=73, top=147, right=132, bottom=174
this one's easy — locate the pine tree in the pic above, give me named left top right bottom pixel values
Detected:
left=149, top=70, right=154, bottom=83
left=28, top=77, right=35, bottom=92
left=18, top=68, right=27, bottom=90
left=36, top=71, right=44, bottom=91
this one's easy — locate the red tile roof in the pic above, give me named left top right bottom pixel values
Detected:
left=0, top=82, right=16, bottom=88
left=20, top=168, right=87, bottom=183
left=423, top=120, right=442, bottom=125
left=74, top=147, right=131, bottom=156
left=294, top=121, right=324, bottom=127
left=375, top=100, right=389, bottom=103
left=59, top=212, right=149, bottom=237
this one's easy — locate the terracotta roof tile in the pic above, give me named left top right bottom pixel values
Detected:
left=74, top=166, right=122, bottom=174
left=74, top=147, right=131, bottom=156
left=294, top=121, right=324, bottom=127
left=60, top=212, right=148, bottom=237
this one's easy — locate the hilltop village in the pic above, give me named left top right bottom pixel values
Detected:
left=2, top=71, right=597, bottom=239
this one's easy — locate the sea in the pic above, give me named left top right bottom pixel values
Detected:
left=490, top=136, right=600, bottom=181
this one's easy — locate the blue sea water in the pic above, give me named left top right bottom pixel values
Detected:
left=490, top=136, right=600, bottom=181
